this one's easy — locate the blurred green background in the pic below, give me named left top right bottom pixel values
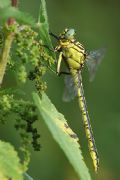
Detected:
left=1, top=0, right=120, bottom=180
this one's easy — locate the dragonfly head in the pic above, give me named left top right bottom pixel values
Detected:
left=59, top=28, right=76, bottom=40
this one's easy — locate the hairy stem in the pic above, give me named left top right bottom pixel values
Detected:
left=0, top=32, right=14, bottom=87
left=0, top=0, right=18, bottom=87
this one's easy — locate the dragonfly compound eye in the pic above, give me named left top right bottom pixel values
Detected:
left=65, top=28, right=75, bottom=39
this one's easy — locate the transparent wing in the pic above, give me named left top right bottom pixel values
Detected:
left=62, top=75, right=77, bottom=102
left=86, top=48, right=106, bottom=81
left=62, top=71, right=82, bottom=102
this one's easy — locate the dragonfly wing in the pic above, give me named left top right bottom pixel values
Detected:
left=62, top=71, right=82, bottom=102
left=62, top=74, right=77, bottom=102
left=86, top=48, right=106, bottom=81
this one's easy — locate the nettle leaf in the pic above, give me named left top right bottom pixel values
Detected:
left=0, top=0, right=11, bottom=8
left=38, top=0, right=49, bottom=43
left=38, top=0, right=54, bottom=55
left=0, top=6, right=35, bottom=25
left=0, top=140, right=23, bottom=180
left=38, top=0, right=48, bottom=27
left=24, top=173, right=33, bottom=180
left=38, top=0, right=56, bottom=73
left=33, top=92, right=91, bottom=180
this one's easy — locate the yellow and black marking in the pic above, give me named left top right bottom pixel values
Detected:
left=53, top=28, right=99, bottom=172
left=71, top=69, right=99, bottom=172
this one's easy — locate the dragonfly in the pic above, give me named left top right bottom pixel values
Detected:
left=50, top=28, right=105, bottom=172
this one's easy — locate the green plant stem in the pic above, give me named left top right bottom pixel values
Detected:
left=0, top=32, right=14, bottom=87
left=0, top=0, right=18, bottom=87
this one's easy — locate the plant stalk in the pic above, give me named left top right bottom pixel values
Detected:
left=0, top=32, right=14, bottom=87
left=0, top=0, right=18, bottom=87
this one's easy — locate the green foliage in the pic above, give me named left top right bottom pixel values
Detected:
left=0, top=93, right=41, bottom=171
left=0, top=0, right=52, bottom=177
left=33, top=92, right=91, bottom=180
left=10, top=23, right=53, bottom=92
left=0, top=0, right=11, bottom=8
left=38, top=0, right=52, bottom=47
left=38, top=0, right=56, bottom=65
left=0, top=140, right=23, bottom=180
left=0, top=5, right=35, bottom=26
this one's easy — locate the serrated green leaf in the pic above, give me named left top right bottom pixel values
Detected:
left=38, top=0, right=55, bottom=59
left=0, top=0, right=10, bottom=8
left=0, top=6, right=35, bottom=26
left=0, top=140, right=23, bottom=180
left=24, top=173, right=33, bottom=180
left=33, top=92, right=91, bottom=180
left=38, top=0, right=48, bottom=28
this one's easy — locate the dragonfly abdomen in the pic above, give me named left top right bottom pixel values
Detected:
left=78, top=84, right=99, bottom=172
left=70, top=69, right=99, bottom=172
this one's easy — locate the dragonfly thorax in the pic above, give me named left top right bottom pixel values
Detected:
left=59, top=40, right=86, bottom=70
left=55, top=29, right=87, bottom=71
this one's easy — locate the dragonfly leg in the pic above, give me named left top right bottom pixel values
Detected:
left=57, top=51, right=63, bottom=75
left=49, top=32, right=59, bottom=40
